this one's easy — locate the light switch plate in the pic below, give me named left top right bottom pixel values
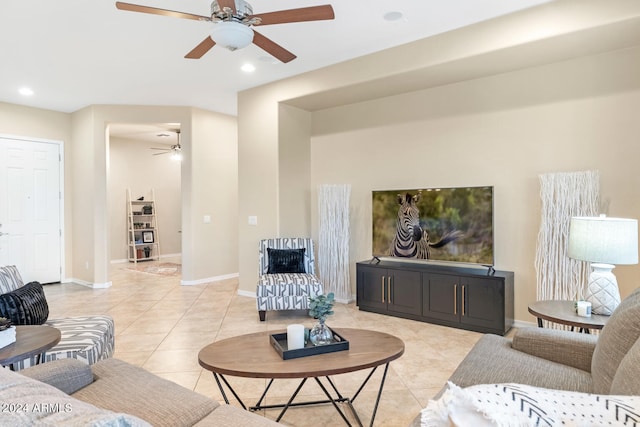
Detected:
left=248, top=216, right=258, bottom=226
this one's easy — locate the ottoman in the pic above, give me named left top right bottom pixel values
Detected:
left=12, top=315, right=115, bottom=370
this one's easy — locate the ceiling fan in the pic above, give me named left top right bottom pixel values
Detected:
left=115, top=0, right=335, bottom=63
left=151, top=129, right=182, bottom=160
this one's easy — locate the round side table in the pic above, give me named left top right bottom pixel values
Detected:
left=528, top=300, right=608, bottom=333
left=0, top=325, right=61, bottom=370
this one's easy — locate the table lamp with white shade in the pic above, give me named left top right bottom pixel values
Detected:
left=568, top=215, right=638, bottom=315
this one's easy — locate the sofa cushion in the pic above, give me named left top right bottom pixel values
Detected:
left=0, top=360, right=150, bottom=426
left=0, top=281, right=49, bottom=325
left=72, top=358, right=218, bottom=427
left=20, top=358, right=94, bottom=395
left=512, top=327, right=597, bottom=372
left=267, top=248, right=306, bottom=273
left=591, top=287, right=640, bottom=394
left=610, top=337, right=640, bottom=395
left=0, top=265, right=23, bottom=294
left=421, top=382, right=640, bottom=427
left=448, top=334, right=593, bottom=393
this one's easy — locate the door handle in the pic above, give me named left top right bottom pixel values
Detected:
left=453, top=284, right=457, bottom=315
left=462, top=285, right=466, bottom=316
left=388, top=276, right=392, bottom=304
left=381, top=276, right=385, bottom=303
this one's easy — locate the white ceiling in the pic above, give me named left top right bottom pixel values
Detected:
left=1, top=0, right=551, bottom=121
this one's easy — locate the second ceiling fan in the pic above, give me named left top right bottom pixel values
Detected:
left=115, top=0, right=335, bottom=63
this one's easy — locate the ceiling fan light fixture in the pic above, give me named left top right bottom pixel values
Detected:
left=170, top=148, right=183, bottom=161
left=211, top=21, right=254, bottom=51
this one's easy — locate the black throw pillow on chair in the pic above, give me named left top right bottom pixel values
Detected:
left=267, top=248, right=306, bottom=274
left=0, top=281, right=49, bottom=325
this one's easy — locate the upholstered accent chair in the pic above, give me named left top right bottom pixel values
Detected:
left=0, top=265, right=114, bottom=370
left=256, top=238, right=324, bottom=321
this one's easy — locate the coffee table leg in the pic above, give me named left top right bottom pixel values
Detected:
left=212, top=373, right=247, bottom=410
left=275, top=377, right=308, bottom=422
left=350, top=366, right=379, bottom=403
left=314, top=377, right=353, bottom=426
left=367, top=363, right=390, bottom=427
left=537, top=317, right=543, bottom=328
left=253, top=378, right=275, bottom=409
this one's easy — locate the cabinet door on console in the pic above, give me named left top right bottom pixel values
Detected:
left=357, top=266, right=387, bottom=310
left=460, top=277, right=504, bottom=331
left=422, top=273, right=460, bottom=323
left=387, top=269, right=422, bottom=316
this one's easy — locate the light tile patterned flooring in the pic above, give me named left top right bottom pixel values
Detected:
left=43, top=260, right=482, bottom=426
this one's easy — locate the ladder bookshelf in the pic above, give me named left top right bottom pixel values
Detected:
left=127, top=189, right=161, bottom=263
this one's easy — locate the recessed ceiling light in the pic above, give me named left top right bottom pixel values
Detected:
left=383, top=11, right=404, bottom=21
left=19, top=87, right=34, bottom=96
left=241, top=63, right=256, bottom=73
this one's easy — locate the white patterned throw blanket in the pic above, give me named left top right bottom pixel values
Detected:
left=422, top=382, right=640, bottom=427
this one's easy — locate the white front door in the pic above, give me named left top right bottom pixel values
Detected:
left=0, top=136, right=62, bottom=283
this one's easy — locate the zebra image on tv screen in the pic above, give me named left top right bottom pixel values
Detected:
left=372, top=187, right=494, bottom=265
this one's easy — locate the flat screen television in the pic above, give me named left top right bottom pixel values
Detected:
left=372, top=186, right=494, bottom=266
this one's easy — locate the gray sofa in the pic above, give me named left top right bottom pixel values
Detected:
left=2, top=357, right=280, bottom=426
left=412, top=287, right=640, bottom=425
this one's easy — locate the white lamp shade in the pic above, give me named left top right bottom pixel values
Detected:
left=210, top=21, right=254, bottom=51
left=568, top=216, right=639, bottom=265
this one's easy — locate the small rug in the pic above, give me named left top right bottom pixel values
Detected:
left=124, top=262, right=181, bottom=276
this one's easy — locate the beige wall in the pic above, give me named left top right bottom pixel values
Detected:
left=237, top=1, right=640, bottom=324
left=0, top=102, right=238, bottom=285
left=108, top=137, right=182, bottom=261
left=189, top=108, right=238, bottom=281
left=309, top=45, right=640, bottom=323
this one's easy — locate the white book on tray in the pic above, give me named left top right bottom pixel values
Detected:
left=0, top=326, right=16, bottom=349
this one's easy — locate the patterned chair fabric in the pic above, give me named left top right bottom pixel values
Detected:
left=12, top=315, right=115, bottom=371
left=256, top=238, right=324, bottom=320
left=1, top=265, right=115, bottom=371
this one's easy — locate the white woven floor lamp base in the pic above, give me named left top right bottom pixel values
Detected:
left=535, top=170, right=600, bottom=303
left=318, top=184, right=351, bottom=303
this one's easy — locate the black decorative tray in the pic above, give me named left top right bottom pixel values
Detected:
left=270, top=328, right=349, bottom=360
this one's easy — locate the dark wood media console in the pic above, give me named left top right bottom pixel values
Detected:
left=356, top=260, right=514, bottom=335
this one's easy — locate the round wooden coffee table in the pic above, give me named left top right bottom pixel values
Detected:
left=528, top=300, right=609, bottom=333
left=0, top=325, right=61, bottom=370
left=199, top=328, right=404, bottom=426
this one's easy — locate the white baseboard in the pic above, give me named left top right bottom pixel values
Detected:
left=181, top=272, right=239, bottom=286
left=111, top=253, right=182, bottom=264
left=64, top=278, right=112, bottom=289
left=237, top=289, right=256, bottom=298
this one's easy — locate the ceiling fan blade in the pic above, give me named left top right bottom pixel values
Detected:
left=152, top=151, right=171, bottom=155
left=115, top=2, right=211, bottom=21
left=252, top=30, right=296, bottom=63
left=185, top=37, right=216, bottom=59
left=217, top=0, right=237, bottom=15
left=249, top=5, right=334, bottom=26
left=150, top=147, right=170, bottom=150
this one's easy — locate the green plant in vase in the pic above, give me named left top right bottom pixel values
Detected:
left=308, top=292, right=335, bottom=346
